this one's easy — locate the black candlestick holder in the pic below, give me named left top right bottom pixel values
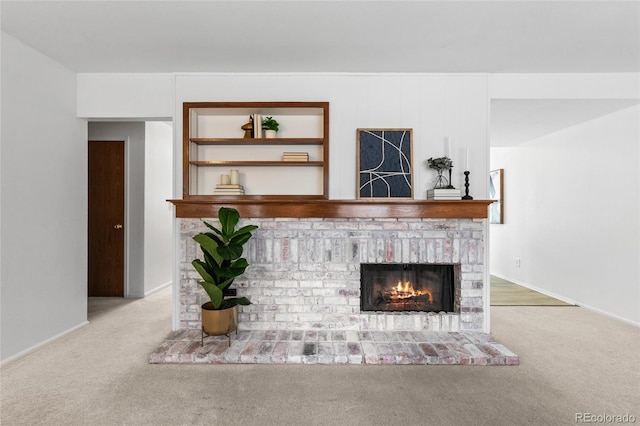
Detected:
left=462, top=171, right=473, bottom=200
left=446, top=168, right=455, bottom=189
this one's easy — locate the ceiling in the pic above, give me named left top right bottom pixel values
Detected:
left=2, top=1, right=638, bottom=145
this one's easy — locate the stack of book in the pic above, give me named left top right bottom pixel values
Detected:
left=213, top=184, right=245, bottom=195
left=282, top=152, right=309, bottom=162
left=427, top=188, right=462, bottom=200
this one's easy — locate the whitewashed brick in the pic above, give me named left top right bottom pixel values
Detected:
left=441, top=313, right=450, bottom=330
left=312, top=288, right=337, bottom=297
left=274, top=280, right=298, bottom=288
left=451, top=315, right=460, bottom=331
left=461, top=289, right=484, bottom=298
left=299, top=280, right=322, bottom=288
left=323, top=297, right=348, bottom=305
left=429, top=314, right=441, bottom=331
left=178, top=217, right=486, bottom=332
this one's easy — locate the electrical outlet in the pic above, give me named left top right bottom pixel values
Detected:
left=515, top=258, right=521, bottom=267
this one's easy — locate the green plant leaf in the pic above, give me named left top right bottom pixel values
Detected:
left=202, top=250, right=218, bottom=271
left=230, top=232, right=252, bottom=246
left=228, top=258, right=249, bottom=275
left=262, top=117, right=279, bottom=131
left=204, top=231, right=223, bottom=246
left=193, top=233, right=223, bottom=265
left=218, top=277, right=235, bottom=291
left=211, top=261, right=231, bottom=278
left=192, top=259, right=213, bottom=283
left=198, top=280, right=224, bottom=309
left=218, top=243, right=243, bottom=260
left=218, top=207, right=239, bottom=238
left=214, top=258, right=249, bottom=278
left=219, top=297, right=252, bottom=309
left=203, top=221, right=223, bottom=238
left=230, top=224, right=259, bottom=239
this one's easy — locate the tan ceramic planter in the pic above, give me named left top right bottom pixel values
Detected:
left=201, top=303, right=237, bottom=345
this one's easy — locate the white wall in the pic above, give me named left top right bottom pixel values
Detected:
left=1, top=33, right=88, bottom=362
left=490, top=105, right=640, bottom=325
left=88, top=122, right=146, bottom=298
left=144, top=122, right=173, bottom=295
left=174, top=73, right=490, bottom=200
left=77, top=73, right=173, bottom=119
left=491, top=73, right=639, bottom=99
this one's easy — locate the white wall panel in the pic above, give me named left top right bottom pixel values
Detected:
left=144, top=122, right=173, bottom=295
left=1, top=33, right=87, bottom=362
left=174, top=73, right=490, bottom=200
left=77, top=73, right=173, bottom=118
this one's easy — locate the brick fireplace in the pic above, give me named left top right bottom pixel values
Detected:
left=178, top=216, right=487, bottom=333
left=151, top=200, right=519, bottom=365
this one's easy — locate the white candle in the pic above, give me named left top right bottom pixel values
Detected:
left=230, top=169, right=239, bottom=185
left=220, top=174, right=230, bottom=185
left=444, top=137, right=450, bottom=158
left=465, top=146, right=469, bottom=171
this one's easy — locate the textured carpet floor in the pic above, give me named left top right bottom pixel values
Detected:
left=1, top=287, right=638, bottom=426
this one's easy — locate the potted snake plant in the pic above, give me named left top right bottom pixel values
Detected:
left=192, top=207, right=258, bottom=345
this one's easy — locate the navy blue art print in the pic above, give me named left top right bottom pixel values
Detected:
left=358, top=129, right=413, bottom=198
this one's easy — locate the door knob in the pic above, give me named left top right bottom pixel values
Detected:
left=114, top=224, right=123, bottom=229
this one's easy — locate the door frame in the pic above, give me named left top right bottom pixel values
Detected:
left=88, top=121, right=152, bottom=300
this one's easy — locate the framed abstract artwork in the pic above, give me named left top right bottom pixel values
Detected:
left=357, top=128, right=413, bottom=199
left=489, top=168, right=504, bottom=224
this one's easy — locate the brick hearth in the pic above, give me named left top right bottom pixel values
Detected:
left=149, top=329, right=518, bottom=365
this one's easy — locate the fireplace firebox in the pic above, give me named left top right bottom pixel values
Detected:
left=360, top=264, right=457, bottom=312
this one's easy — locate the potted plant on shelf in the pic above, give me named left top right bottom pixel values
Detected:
left=262, top=116, right=280, bottom=138
left=192, top=207, right=258, bottom=345
left=426, top=156, right=453, bottom=189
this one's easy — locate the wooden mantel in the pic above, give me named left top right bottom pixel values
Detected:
left=168, top=198, right=494, bottom=219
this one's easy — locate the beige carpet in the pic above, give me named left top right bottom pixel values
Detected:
left=1, top=287, right=638, bottom=426
left=491, top=275, right=573, bottom=306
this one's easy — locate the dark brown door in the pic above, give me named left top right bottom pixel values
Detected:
left=88, top=140, right=125, bottom=297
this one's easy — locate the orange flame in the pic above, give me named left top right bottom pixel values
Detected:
left=389, top=280, right=433, bottom=304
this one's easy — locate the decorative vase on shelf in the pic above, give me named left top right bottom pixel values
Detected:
left=264, top=129, right=277, bottom=139
left=434, top=169, right=449, bottom=189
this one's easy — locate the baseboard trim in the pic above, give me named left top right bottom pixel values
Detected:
left=572, top=302, right=640, bottom=328
left=0, top=321, right=89, bottom=366
left=491, top=273, right=639, bottom=327
left=145, top=281, right=172, bottom=297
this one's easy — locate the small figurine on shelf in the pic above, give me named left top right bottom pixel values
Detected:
left=241, top=116, right=253, bottom=139
left=426, top=156, right=453, bottom=189
left=262, top=116, right=279, bottom=138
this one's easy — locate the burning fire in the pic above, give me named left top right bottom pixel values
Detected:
left=388, top=280, right=433, bottom=304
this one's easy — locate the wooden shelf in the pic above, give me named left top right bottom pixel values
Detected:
left=184, top=101, right=329, bottom=199
left=189, top=160, right=323, bottom=166
left=190, top=138, right=324, bottom=145
left=168, top=199, right=494, bottom=219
